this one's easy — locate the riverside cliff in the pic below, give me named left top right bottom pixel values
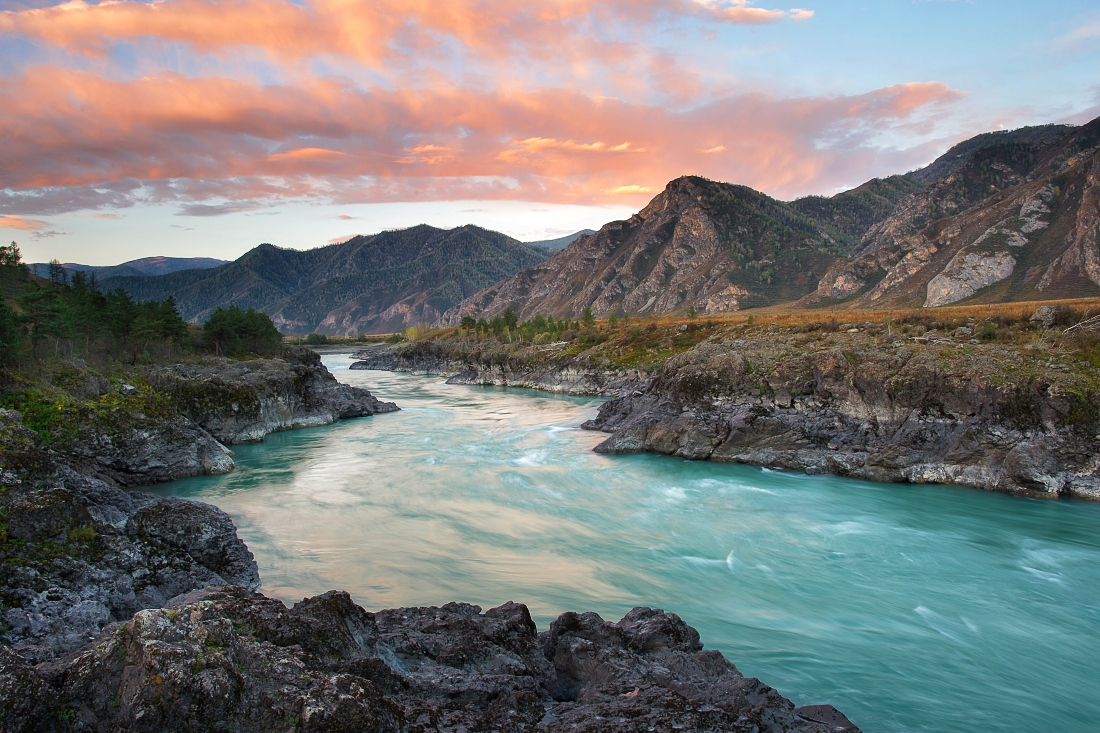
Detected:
left=0, top=348, right=396, bottom=662
left=353, top=309, right=1100, bottom=501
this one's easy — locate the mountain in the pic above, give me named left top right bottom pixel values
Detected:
left=30, top=256, right=227, bottom=280
left=523, top=230, right=597, bottom=252
left=441, top=116, right=1100, bottom=322
left=439, top=176, right=870, bottom=324
left=102, top=225, right=548, bottom=335
left=803, top=116, right=1100, bottom=308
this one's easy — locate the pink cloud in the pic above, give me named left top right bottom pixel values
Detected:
left=0, top=66, right=963, bottom=213
left=0, top=214, right=47, bottom=230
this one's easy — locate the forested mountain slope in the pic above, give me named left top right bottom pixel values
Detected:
left=103, top=225, right=547, bottom=335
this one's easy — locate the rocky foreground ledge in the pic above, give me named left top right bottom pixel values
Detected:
left=353, top=318, right=1100, bottom=500
left=0, top=349, right=395, bottom=662
left=1, top=584, right=860, bottom=733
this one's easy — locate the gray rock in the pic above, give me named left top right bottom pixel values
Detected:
left=0, top=586, right=859, bottom=732
left=1030, top=305, right=1057, bottom=329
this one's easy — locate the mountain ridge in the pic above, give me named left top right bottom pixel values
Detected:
left=440, top=115, right=1100, bottom=322
left=100, top=225, right=548, bottom=335
left=30, top=256, right=227, bottom=281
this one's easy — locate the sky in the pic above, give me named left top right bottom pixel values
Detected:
left=0, top=0, right=1097, bottom=265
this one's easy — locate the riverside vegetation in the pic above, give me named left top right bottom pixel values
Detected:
left=0, top=247, right=858, bottom=732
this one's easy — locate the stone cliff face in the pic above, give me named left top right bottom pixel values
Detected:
left=0, top=585, right=860, bottom=733
left=802, top=117, right=1100, bottom=308
left=581, top=325, right=1100, bottom=500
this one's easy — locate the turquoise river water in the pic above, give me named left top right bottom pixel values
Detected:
left=153, top=354, right=1100, bottom=733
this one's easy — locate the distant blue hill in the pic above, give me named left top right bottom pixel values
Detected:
left=523, top=230, right=596, bottom=252
left=29, top=256, right=227, bottom=281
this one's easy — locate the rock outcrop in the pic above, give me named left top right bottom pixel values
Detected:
left=0, top=350, right=397, bottom=663
left=0, top=584, right=860, bottom=732
left=351, top=341, right=636, bottom=396
left=580, top=325, right=1100, bottom=500
left=5, top=349, right=397, bottom=488
left=0, top=410, right=260, bottom=663
left=151, top=348, right=398, bottom=445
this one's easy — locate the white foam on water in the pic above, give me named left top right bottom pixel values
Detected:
left=1021, top=566, right=1064, bottom=584
left=679, top=555, right=724, bottom=566
left=664, top=486, right=687, bottom=501
left=726, top=550, right=740, bottom=573
left=915, top=606, right=965, bottom=645
left=515, top=451, right=547, bottom=467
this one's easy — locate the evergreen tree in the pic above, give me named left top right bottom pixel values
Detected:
left=0, top=295, right=23, bottom=361
left=581, top=307, right=595, bottom=328
left=204, top=306, right=282, bottom=356
left=47, top=259, right=67, bottom=287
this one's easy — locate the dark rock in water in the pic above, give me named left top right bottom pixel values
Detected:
left=0, top=585, right=860, bottom=732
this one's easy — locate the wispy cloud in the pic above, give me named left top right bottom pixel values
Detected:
left=0, top=214, right=47, bottom=230
left=176, top=203, right=256, bottom=217
left=0, top=69, right=964, bottom=209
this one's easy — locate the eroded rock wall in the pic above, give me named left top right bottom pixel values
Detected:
left=582, top=327, right=1100, bottom=500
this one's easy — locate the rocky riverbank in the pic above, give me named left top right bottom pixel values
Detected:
left=4, top=348, right=398, bottom=487
left=0, top=349, right=396, bottom=662
left=351, top=341, right=637, bottom=395
left=0, top=345, right=862, bottom=732
left=353, top=315, right=1100, bottom=500
left=1, top=584, right=860, bottom=732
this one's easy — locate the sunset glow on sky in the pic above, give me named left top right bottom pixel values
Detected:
left=1, top=0, right=1098, bottom=264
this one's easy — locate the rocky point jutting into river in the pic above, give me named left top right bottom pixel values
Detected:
left=352, top=310, right=1100, bottom=501
left=0, top=349, right=860, bottom=732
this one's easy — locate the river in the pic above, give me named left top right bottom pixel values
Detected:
left=152, top=354, right=1100, bottom=733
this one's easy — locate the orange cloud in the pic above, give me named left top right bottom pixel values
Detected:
left=0, top=0, right=809, bottom=63
left=0, top=67, right=963, bottom=212
left=0, top=214, right=47, bottom=230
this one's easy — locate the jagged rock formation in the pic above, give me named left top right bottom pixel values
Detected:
left=581, top=324, right=1100, bottom=500
left=102, top=225, right=547, bottom=335
left=0, top=410, right=260, bottom=663
left=0, top=585, right=860, bottom=732
left=803, top=117, right=1100, bottom=308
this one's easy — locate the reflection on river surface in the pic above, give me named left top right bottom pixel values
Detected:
left=154, top=354, right=1100, bottom=733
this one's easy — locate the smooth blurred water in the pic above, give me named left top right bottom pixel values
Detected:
left=153, top=353, right=1100, bottom=733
